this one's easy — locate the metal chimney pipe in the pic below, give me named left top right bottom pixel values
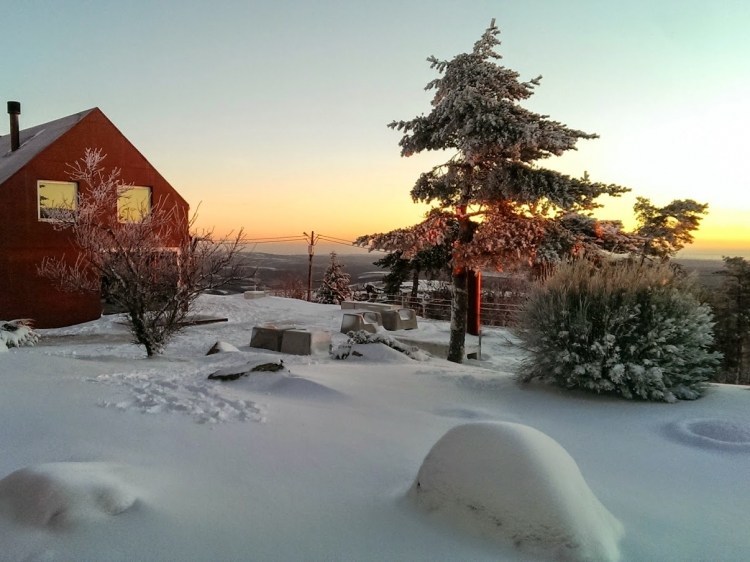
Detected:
left=7, top=101, right=20, bottom=151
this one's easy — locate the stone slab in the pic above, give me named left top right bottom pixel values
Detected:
left=340, top=312, right=381, bottom=334
left=281, top=329, right=332, bottom=355
left=249, top=326, right=284, bottom=351
left=244, top=291, right=266, bottom=299
left=382, top=308, right=418, bottom=331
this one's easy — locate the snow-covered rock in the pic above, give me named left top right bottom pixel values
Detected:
left=1, top=319, right=39, bottom=351
left=0, top=462, right=139, bottom=528
left=206, top=341, right=241, bottom=355
left=410, top=422, right=624, bottom=561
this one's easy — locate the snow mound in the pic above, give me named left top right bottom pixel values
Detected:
left=94, top=370, right=265, bottom=424
left=344, top=342, right=429, bottom=363
left=666, top=418, right=750, bottom=452
left=432, top=406, right=496, bottom=420
left=239, top=372, right=346, bottom=401
left=410, top=422, right=624, bottom=561
left=0, top=462, right=138, bottom=528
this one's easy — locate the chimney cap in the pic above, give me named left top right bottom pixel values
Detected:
left=7, top=101, right=20, bottom=115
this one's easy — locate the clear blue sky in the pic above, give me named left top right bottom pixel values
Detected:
left=3, top=0, right=749, bottom=257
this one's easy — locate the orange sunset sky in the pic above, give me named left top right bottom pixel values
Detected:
left=4, top=1, right=748, bottom=258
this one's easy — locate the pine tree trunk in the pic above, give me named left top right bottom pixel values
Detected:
left=447, top=268, right=468, bottom=363
left=447, top=202, right=472, bottom=364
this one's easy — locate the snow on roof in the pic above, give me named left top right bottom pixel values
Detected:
left=0, top=108, right=96, bottom=186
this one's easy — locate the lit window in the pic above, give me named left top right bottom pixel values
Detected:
left=118, top=186, right=151, bottom=222
left=38, top=180, right=77, bottom=220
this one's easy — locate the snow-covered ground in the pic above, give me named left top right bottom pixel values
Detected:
left=1, top=294, right=748, bottom=561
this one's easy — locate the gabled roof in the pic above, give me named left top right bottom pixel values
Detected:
left=0, top=108, right=96, bottom=185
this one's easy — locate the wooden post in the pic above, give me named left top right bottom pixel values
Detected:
left=467, top=269, right=481, bottom=336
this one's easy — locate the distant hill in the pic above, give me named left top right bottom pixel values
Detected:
left=233, top=252, right=386, bottom=292
left=224, top=252, right=732, bottom=295
left=675, top=258, right=726, bottom=290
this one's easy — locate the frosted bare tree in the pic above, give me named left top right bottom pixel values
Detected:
left=38, top=148, right=246, bottom=357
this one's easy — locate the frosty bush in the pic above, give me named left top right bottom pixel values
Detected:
left=517, top=260, right=721, bottom=402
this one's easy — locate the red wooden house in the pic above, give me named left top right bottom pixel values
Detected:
left=0, top=102, right=190, bottom=328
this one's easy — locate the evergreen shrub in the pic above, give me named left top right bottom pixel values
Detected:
left=516, top=259, right=721, bottom=402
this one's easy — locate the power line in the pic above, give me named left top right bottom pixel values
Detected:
left=211, top=231, right=388, bottom=253
left=238, top=235, right=307, bottom=242
left=318, top=234, right=357, bottom=244
left=318, top=236, right=356, bottom=248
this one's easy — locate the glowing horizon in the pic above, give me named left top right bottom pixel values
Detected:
left=4, top=1, right=748, bottom=260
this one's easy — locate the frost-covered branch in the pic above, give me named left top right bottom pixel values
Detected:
left=355, top=210, right=455, bottom=258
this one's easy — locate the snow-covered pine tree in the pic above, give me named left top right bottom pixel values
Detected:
left=357, top=20, right=629, bottom=362
left=316, top=253, right=352, bottom=305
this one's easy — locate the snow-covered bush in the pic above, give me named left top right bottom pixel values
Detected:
left=516, top=260, right=721, bottom=402
left=331, top=330, right=426, bottom=360
left=1, top=319, right=39, bottom=351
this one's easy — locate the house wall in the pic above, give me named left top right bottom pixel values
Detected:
left=0, top=109, right=189, bottom=328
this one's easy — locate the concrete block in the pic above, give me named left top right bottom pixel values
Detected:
left=340, top=312, right=381, bottom=334
left=281, top=329, right=332, bottom=355
left=249, top=326, right=284, bottom=351
left=382, top=308, right=418, bottom=331
left=243, top=290, right=266, bottom=299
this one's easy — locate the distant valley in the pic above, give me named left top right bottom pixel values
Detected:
left=228, top=252, right=727, bottom=295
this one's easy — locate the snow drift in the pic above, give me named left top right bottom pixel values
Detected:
left=0, top=462, right=139, bottom=528
left=410, top=422, right=624, bottom=561
left=1, top=294, right=747, bottom=560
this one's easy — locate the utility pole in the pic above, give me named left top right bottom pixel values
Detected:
left=304, top=231, right=320, bottom=301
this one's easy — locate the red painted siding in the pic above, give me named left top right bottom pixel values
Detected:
left=0, top=109, right=189, bottom=328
